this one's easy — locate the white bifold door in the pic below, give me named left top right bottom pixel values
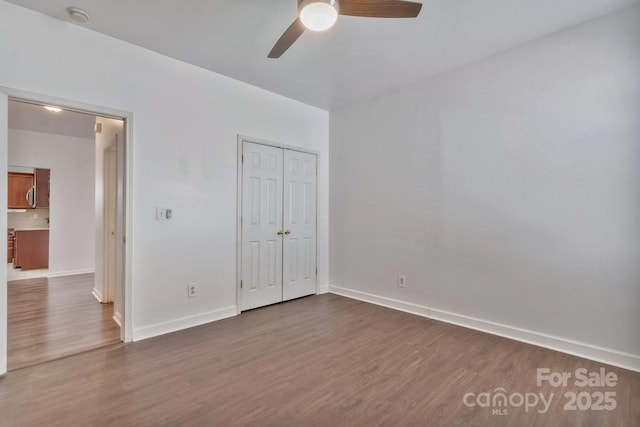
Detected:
left=241, top=141, right=317, bottom=311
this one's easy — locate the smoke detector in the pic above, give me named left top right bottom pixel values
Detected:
left=67, top=7, right=90, bottom=23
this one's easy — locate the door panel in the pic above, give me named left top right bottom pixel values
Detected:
left=241, top=142, right=283, bottom=310
left=282, top=149, right=317, bottom=301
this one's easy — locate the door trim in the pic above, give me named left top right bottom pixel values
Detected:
left=0, top=86, right=134, bottom=356
left=236, top=135, right=319, bottom=314
left=104, top=144, right=117, bottom=304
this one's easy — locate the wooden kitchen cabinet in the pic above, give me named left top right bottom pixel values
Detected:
left=35, top=168, right=50, bottom=208
left=13, top=230, right=49, bottom=270
left=7, top=228, right=14, bottom=263
left=8, top=172, right=34, bottom=209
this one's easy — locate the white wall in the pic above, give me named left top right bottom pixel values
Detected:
left=0, top=93, right=7, bottom=374
left=0, top=0, right=329, bottom=366
left=9, top=129, right=96, bottom=275
left=330, top=5, right=640, bottom=370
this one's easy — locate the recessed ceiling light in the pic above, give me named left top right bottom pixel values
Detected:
left=67, top=7, right=90, bottom=23
left=44, top=106, right=63, bottom=113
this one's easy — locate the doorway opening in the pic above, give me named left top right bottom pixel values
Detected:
left=4, top=97, right=128, bottom=371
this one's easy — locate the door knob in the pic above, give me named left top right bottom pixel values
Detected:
left=277, top=230, right=283, bottom=236
left=284, top=230, right=291, bottom=235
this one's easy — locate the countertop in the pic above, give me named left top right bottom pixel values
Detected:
left=11, top=228, right=50, bottom=231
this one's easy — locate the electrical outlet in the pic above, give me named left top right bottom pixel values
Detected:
left=187, top=283, right=197, bottom=298
left=398, top=275, right=406, bottom=288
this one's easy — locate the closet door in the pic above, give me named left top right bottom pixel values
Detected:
left=240, top=142, right=284, bottom=311
left=282, top=149, right=317, bottom=301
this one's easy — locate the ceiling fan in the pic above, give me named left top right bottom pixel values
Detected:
left=269, top=0, right=423, bottom=58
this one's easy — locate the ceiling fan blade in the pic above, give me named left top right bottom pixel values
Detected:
left=268, top=18, right=306, bottom=58
left=339, top=0, right=422, bottom=18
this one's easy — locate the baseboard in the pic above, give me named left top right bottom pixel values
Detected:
left=317, top=284, right=330, bottom=294
left=113, top=311, right=122, bottom=328
left=132, top=306, right=237, bottom=342
left=329, top=285, right=640, bottom=373
left=48, top=268, right=95, bottom=278
left=91, top=287, right=104, bottom=303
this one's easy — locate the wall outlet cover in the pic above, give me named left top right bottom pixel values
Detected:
left=187, top=283, right=197, bottom=298
left=398, top=275, right=406, bottom=288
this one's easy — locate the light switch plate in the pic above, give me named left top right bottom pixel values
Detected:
left=156, top=207, right=167, bottom=220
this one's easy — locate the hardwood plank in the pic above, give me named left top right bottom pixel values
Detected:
left=7, top=273, right=121, bottom=370
left=0, top=294, right=637, bottom=426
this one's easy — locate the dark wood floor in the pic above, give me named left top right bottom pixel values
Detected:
left=7, top=273, right=121, bottom=370
left=0, top=294, right=638, bottom=426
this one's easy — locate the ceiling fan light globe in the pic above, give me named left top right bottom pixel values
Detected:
left=299, top=0, right=339, bottom=32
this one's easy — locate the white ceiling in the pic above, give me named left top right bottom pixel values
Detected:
left=8, top=100, right=96, bottom=139
left=5, top=0, right=638, bottom=110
